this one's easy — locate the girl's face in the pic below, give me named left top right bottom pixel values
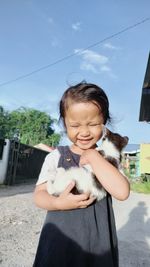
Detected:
left=65, top=102, right=104, bottom=154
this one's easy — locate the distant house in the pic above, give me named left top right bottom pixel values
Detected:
left=140, top=143, right=150, bottom=174
left=123, top=144, right=140, bottom=178
left=123, top=144, right=140, bottom=154
left=122, top=143, right=150, bottom=178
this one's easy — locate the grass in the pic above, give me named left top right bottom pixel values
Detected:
left=130, top=181, right=150, bottom=194
left=123, top=169, right=150, bottom=194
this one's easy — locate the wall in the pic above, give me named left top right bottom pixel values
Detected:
left=140, top=143, right=150, bottom=174
left=0, top=139, right=10, bottom=184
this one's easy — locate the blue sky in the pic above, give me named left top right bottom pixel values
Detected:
left=0, top=0, right=150, bottom=145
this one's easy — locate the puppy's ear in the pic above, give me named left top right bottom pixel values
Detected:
left=102, top=125, right=107, bottom=137
left=123, top=136, right=129, bottom=146
left=102, top=125, right=110, bottom=139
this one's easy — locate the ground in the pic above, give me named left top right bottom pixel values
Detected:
left=0, top=183, right=150, bottom=267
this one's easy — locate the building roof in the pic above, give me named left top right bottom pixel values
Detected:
left=123, top=144, right=140, bottom=154
left=34, top=143, right=54, bottom=152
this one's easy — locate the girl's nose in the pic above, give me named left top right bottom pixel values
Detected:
left=80, top=126, right=90, bottom=136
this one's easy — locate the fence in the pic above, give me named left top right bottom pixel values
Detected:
left=0, top=139, right=48, bottom=185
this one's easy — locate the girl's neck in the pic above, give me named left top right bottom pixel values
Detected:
left=70, top=144, right=97, bottom=155
left=70, top=145, right=83, bottom=155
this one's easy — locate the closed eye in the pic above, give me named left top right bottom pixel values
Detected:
left=89, top=124, right=100, bottom=126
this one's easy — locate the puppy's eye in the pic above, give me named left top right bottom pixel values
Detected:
left=102, top=137, right=106, bottom=141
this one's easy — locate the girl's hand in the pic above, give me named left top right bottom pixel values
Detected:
left=79, top=149, right=100, bottom=166
left=55, top=181, right=96, bottom=210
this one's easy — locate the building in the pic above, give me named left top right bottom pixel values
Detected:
left=123, top=144, right=140, bottom=178
left=140, top=143, right=150, bottom=175
left=123, top=143, right=150, bottom=179
left=139, top=52, right=150, bottom=122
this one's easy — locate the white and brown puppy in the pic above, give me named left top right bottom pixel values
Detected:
left=47, top=127, right=129, bottom=201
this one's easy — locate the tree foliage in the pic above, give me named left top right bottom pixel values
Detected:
left=0, top=106, right=10, bottom=138
left=0, top=106, right=61, bottom=146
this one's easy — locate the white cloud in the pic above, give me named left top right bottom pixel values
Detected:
left=100, top=65, right=111, bottom=72
left=83, top=50, right=108, bottom=64
left=72, top=22, right=81, bottom=31
left=75, top=49, right=108, bottom=63
left=74, top=49, right=110, bottom=74
left=80, top=62, right=98, bottom=73
left=103, top=42, right=121, bottom=50
left=74, top=48, right=117, bottom=79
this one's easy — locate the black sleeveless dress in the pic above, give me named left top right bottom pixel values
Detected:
left=33, top=146, right=118, bottom=267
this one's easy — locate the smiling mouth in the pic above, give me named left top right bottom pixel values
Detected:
left=78, top=139, right=92, bottom=143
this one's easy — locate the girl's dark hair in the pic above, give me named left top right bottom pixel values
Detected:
left=59, top=81, right=111, bottom=126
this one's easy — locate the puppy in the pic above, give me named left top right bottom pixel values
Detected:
left=47, top=127, right=129, bottom=201
left=98, top=127, right=129, bottom=169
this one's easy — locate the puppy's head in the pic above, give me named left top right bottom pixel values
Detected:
left=102, top=127, right=129, bottom=152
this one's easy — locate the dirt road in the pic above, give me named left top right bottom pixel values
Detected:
left=0, top=183, right=150, bottom=267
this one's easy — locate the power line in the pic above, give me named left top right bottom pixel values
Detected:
left=0, top=17, right=150, bottom=87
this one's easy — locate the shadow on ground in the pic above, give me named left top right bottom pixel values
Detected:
left=117, top=201, right=150, bottom=267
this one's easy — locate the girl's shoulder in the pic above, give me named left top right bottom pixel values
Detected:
left=46, top=147, right=60, bottom=158
left=44, top=146, right=69, bottom=163
left=43, top=147, right=60, bottom=166
left=36, top=148, right=61, bottom=185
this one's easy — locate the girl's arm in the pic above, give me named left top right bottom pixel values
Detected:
left=80, top=149, right=130, bottom=201
left=33, top=181, right=95, bottom=211
left=34, top=149, right=95, bottom=211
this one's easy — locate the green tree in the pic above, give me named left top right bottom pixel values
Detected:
left=0, top=106, right=61, bottom=146
left=0, top=106, right=9, bottom=138
left=43, top=133, right=62, bottom=147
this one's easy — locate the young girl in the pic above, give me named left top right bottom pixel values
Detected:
left=33, top=82, right=130, bottom=267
